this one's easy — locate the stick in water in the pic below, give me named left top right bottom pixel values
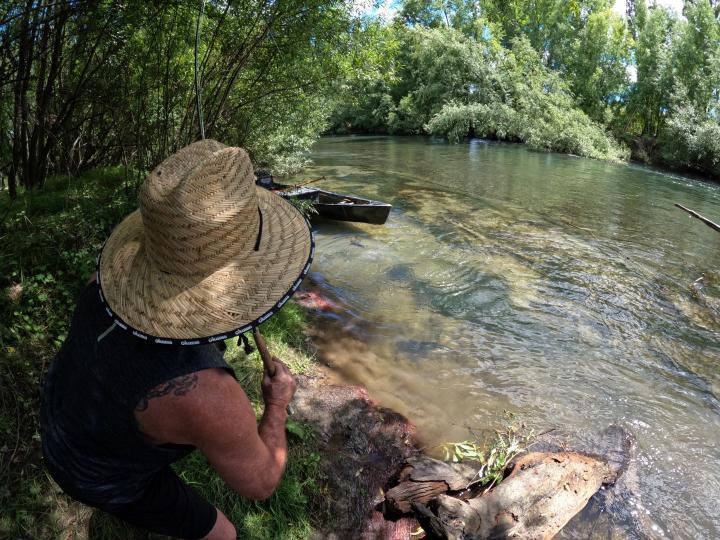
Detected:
left=253, top=327, right=276, bottom=376
left=675, top=203, right=720, bottom=233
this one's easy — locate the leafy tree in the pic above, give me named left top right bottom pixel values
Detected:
left=659, top=102, right=720, bottom=177
left=673, top=0, right=720, bottom=115
left=561, top=8, right=632, bottom=123
left=427, top=35, right=627, bottom=160
left=626, top=4, right=676, bottom=136
left=327, top=20, right=401, bottom=134
left=0, top=0, right=355, bottom=198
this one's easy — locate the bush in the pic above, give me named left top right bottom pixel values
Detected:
left=659, top=105, right=720, bottom=178
left=329, top=27, right=628, bottom=162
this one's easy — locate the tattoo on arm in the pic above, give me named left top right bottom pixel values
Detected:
left=135, top=373, right=199, bottom=411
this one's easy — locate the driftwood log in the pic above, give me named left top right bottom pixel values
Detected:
left=384, top=443, right=627, bottom=539
left=385, top=457, right=480, bottom=514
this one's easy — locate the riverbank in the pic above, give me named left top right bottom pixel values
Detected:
left=0, top=168, right=339, bottom=538
left=324, top=131, right=720, bottom=185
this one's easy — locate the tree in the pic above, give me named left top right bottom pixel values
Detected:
left=674, top=0, right=720, bottom=115
left=627, top=4, right=676, bottom=136
left=561, top=9, right=632, bottom=122
left=0, top=0, right=355, bottom=198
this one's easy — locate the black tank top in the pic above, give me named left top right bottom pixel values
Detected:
left=40, top=281, right=235, bottom=506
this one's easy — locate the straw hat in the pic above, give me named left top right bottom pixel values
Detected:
left=96, top=139, right=314, bottom=346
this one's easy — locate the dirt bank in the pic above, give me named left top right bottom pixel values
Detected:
left=291, top=374, right=419, bottom=539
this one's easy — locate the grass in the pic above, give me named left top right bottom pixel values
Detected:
left=0, top=169, right=323, bottom=539
left=438, top=417, right=534, bottom=492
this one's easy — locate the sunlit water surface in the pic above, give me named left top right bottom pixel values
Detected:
left=290, top=136, right=720, bottom=538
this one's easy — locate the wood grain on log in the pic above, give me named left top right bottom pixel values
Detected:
left=412, top=452, right=616, bottom=540
left=406, top=456, right=480, bottom=490
left=384, top=457, right=482, bottom=515
left=386, top=480, right=450, bottom=514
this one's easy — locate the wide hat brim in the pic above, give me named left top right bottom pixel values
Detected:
left=97, top=187, right=314, bottom=346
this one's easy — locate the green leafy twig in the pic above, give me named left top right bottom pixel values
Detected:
left=439, top=421, right=534, bottom=490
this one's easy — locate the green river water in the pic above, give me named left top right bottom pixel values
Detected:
left=292, top=136, right=720, bottom=538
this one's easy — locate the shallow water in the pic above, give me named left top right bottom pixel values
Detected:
left=291, top=136, right=720, bottom=538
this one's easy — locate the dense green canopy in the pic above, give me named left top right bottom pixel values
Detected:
left=0, top=0, right=354, bottom=196
left=330, top=0, right=720, bottom=178
left=2, top=0, right=720, bottom=196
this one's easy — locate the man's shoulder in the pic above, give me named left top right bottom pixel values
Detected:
left=134, top=367, right=244, bottom=445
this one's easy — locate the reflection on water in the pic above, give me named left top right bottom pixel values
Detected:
left=292, top=136, right=720, bottom=539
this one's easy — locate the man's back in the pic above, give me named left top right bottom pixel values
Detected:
left=40, top=280, right=233, bottom=506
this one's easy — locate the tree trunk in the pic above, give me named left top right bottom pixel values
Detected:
left=11, top=0, right=33, bottom=194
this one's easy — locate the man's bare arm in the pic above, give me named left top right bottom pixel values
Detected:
left=134, top=364, right=295, bottom=500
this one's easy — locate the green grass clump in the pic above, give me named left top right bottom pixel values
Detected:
left=173, top=441, right=321, bottom=540
left=0, top=168, right=322, bottom=539
left=440, top=419, right=534, bottom=491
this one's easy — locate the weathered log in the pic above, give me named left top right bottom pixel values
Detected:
left=406, top=456, right=480, bottom=490
left=413, top=451, right=617, bottom=540
left=386, top=480, right=451, bottom=514
left=412, top=495, right=484, bottom=539
left=384, top=457, right=481, bottom=514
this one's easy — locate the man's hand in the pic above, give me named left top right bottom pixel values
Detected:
left=261, top=358, right=296, bottom=409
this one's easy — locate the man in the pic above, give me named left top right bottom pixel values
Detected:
left=40, top=140, right=314, bottom=539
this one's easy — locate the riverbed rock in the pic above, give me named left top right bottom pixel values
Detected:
left=290, top=374, right=419, bottom=539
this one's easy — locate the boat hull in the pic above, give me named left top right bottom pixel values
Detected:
left=268, top=184, right=392, bottom=225
left=314, top=200, right=391, bottom=225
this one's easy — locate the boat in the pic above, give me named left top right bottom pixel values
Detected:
left=255, top=172, right=391, bottom=225
left=284, top=186, right=392, bottom=225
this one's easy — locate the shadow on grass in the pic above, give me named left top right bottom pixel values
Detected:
left=87, top=511, right=155, bottom=540
left=87, top=510, right=177, bottom=540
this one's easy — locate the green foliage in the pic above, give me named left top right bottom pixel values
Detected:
left=672, top=0, right=720, bottom=114
left=626, top=5, right=677, bottom=137
left=332, top=26, right=627, bottom=161
left=173, top=438, right=321, bottom=540
left=287, top=198, right=319, bottom=219
left=0, top=167, right=137, bottom=348
left=440, top=419, right=533, bottom=490
left=327, top=21, right=403, bottom=134
left=659, top=104, right=720, bottom=178
left=1, top=0, right=357, bottom=193
left=328, top=0, right=720, bottom=178
left=561, top=9, right=632, bottom=123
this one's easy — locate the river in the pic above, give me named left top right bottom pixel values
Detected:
left=290, top=136, right=720, bottom=538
